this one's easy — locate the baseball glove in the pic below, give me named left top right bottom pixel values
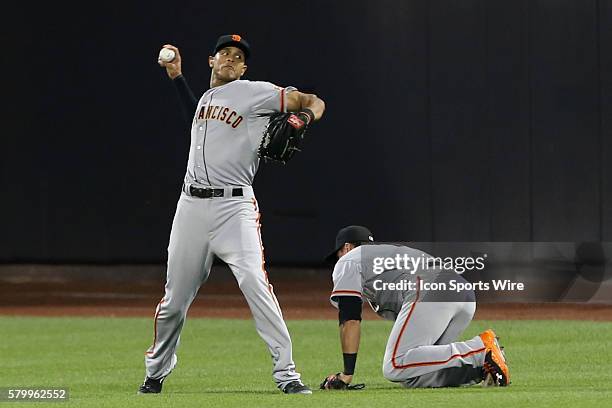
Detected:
left=257, top=109, right=314, bottom=164
left=319, top=373, right=366, bottom=390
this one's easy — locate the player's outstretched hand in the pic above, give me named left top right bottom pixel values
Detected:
left=319, top=373, right=365, bottom=390
left=158, top=44, right=182, bottom=80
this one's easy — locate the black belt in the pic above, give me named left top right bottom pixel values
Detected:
left=189, top=186, right=243, bottom=199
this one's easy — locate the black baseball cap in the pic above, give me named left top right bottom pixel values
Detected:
left=324, top=225, right=374, bottom=264
left=214, top=34, right=251, bottom=59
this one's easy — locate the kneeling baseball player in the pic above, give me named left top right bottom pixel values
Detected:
left=320, top=226, right=510, bottom=390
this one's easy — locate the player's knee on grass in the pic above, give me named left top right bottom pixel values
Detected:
left=382, top=360, right=405, bottom=382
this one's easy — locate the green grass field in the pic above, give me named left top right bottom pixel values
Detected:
left=1, top=316, right=611, bottom=407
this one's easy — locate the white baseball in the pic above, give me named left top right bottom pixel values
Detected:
left=158, top=48, right=176, bottom=63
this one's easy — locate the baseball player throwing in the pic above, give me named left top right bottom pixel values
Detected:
left=320, top=226, right=510, bottom=390
left=139, top=34, right=325, bottom=395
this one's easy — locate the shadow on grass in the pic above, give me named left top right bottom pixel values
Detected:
left=164, top=389, right=283, bottom=395
left=165, top=385, right=401, bottom=395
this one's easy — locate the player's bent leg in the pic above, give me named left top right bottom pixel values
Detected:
left=382, top=301, right=486, bottom=386
left=435, top=302, right=510, bottom=386
left=144, top=195, right=214, bottom=381
left=393, top=301, right=485, bottom=387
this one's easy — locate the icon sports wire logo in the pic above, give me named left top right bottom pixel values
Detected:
left=372, top=253, right=487, bottom=274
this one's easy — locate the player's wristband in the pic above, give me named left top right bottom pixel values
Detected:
left=343, top=353, right=357, bottom=375
left=298, top=108, right=315, bottom=125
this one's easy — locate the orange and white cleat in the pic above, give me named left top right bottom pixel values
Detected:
left=479, top=329, right=510, bottom=386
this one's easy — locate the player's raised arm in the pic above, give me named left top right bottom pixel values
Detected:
left=157, top=44, right=198, bottom=125
left=285, top=91, right=326, bottom=121
left=158, top=44, right=183, bottom=79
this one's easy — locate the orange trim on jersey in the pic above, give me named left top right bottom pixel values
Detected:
left=390, top=277, right=420, bottom=368
left=396, top=347, right=487, bottom=369
left=331, top=290, right=362, bottom=297
left=390, top=277, right=485, bottom=369
left=145, top=298, right=165, bottom=356
left=280, top=88, right=285, bottom=112
left=252, top=198, right=282, bottom=315
left=255, top=212, right=267, bottom=281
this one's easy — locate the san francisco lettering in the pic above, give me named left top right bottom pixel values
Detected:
left=196, top=105, right=243, bottom=128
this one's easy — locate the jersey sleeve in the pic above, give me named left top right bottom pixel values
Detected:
left=248, top=81, right=297, bottom=113
left=329, top=259, right=363, bottom=309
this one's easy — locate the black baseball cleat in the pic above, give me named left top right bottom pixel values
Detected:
left=282, top=380, right=312, bottom=395
left=138, top=376, right=164, bottom=394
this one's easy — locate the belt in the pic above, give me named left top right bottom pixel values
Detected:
left=189, top=186, right=243, bottom=199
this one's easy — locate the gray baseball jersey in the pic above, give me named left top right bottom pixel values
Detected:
left=144, top=79, right=303, bottom=390
left=329, top=244, right=487, bottom=387
left=330, top=244, right=460, bottom=320
left=185, top=80, right=296, bottom=187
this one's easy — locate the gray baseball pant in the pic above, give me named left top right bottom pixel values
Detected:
left=144, top=186, right=301, bottom=388
left=382, top=300, right=486, bottom=387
